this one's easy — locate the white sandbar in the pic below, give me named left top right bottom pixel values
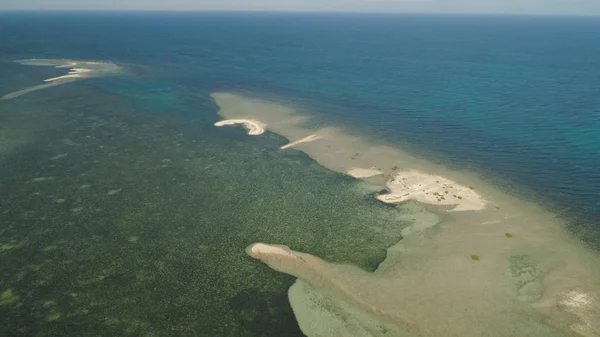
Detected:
left=347, top=167, right=383, bottom=178
left=214, top=119, right=265, bottom=136
left=377, top=170, right=487, bottom=211
left=281, top=134, right=322, bottom=149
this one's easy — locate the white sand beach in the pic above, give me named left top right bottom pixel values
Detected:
left=213, top=92, right=600, bottom=337
left=214, top=119, right=265, bottom=135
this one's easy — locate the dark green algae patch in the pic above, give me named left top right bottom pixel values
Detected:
left=0, top=84, right=411, bottom=336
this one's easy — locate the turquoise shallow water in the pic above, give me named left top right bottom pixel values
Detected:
left=0, top=11, right=599, bottom=336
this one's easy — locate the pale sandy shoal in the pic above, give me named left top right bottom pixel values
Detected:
left=55, top=62, right=79, bottom=68
left=212, top=92, right=600, bottom=337
left=0, top=81, right=68, bottom=100
left=347, top=167, right=383, bottom=178
left=214, top=119, right=265, bottom=135
left=70, top=68, right=92, bottom=74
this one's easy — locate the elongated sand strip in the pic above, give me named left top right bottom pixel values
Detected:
left=281, top=134, right=322, bottom=149
left=1, top=82, right=68, bottom=100
left=214, top=119, right=265, bottom=135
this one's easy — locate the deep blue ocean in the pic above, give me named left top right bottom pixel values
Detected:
left=1, top=11, right=599, bottom=336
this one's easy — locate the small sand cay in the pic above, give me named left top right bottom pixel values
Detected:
left=377, top=170, right=487, bottom=211
left=214, top=119, right=265, bottom=136
left=347, top=167, right=383, bottom=178
left=1, top=59, right=121, bottom=100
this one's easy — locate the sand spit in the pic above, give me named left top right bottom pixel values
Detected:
left=347, top=167, right=383, bottom=178
left=281, top=134, right=322, bottom=149
left=246, top=243, right=423, bottom=335
left=378, top=170, right=487, bottom=211
left=214, top=119, right=265, bottom=135
left=213, top=93, right=600, bottom=337
left=0, top=59, right=120, bottom=100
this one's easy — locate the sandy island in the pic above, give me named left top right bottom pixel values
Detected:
left=214, top=119, right=265, bottom=135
